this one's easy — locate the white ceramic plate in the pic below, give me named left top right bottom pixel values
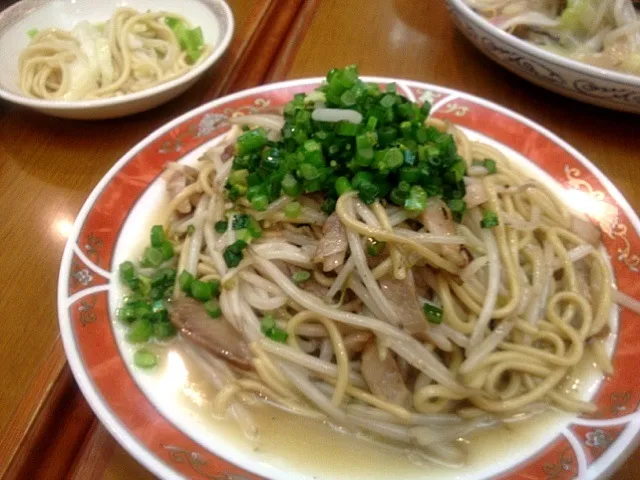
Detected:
left=58, top=77, right=640, bottom=479
left=0, top=0, right=233, bottom=119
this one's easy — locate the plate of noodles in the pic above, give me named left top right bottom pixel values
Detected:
left=446, top=0, right=640, bottom=113
left=58, top=66, right=640, bottom=480
left=0, top=0, right=233, bottom=119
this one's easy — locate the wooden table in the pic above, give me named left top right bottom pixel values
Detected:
left=0, top=0, right=638, bottom=478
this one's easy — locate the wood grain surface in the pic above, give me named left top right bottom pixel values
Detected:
left=1, top=0, right=639, bottom=479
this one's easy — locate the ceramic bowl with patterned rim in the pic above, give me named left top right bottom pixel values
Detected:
left=0, top=0, right=234, bottom=119
left=445, top=0, right=640, bottom=114
left=58, top=77, right=640, bottom=480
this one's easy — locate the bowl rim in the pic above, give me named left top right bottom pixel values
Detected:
left=0, top=0, right=235, bottom=110
left=447, top=0, right=640, bottom=88
left=57, top=75, right=640, bottom=480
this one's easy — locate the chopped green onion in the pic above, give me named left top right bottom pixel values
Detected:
left=423, top=303, right=443, bottom=324
left=404, top=185, right=427, bottom=212
left=281, top=173, right=302, bottom=197
left=27, top=28, right=38, bottom=38
left=335, top=176, right=353, bottom=196
left=235, top=128, right=267, bottom=156
left=126, top=318, right=154, bottom=343
left=214, top=221, right=228, bottom=233
left=284, top=201, right=302, bottom=218
left=260, top=314, right=277, bottom=334
left=232, top=214, right=250, bottom=230
left=483, top=159, right=497, bottom=174
left=134, top=348, right=158, bottom=369
left=165, top=17, right=205, bottom=63
left=187, top=225, right=196, bottom=236
left=366, top=238, right=386, bottom=256
left=119, top=261, right=136, bottom=284
left=472, top=158, right=497, bottom=174
left=292, top=270, right=311, bottom=284
left=160, top=241, right=174, bottom=260
left=250, top=194, right=269, bottom=211
left=260, top=315, right=289, bottom=343
left=150, top=225, right=165, bottom=247
left=179, top=270, right=194, bottom=292
left=247, top=217, right=262, bottom=238
left=142, top=246, right=164, bottom=267
left=204, top=299, right=222, bottom=318
left=223, top=240, right=247, bottom=268
left=190, top=279, right=219, bottom=301
left=154, top=322, right=177, bottom=340
left=480, top=210, right=499, bottom=228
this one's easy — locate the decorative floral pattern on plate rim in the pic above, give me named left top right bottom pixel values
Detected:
left=58, top=77, right=640, bottom=480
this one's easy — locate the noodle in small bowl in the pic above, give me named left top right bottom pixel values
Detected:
left=0, top=0, right=233, bottom=119
left=58, top=73, right=640, bottom=480
left=446, top=0, right=640, bottom=114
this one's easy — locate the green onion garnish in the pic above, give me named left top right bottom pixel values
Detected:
left=150, top=225, right=165, bottom=247
left=223, top=240, right=248, bottom=268
left=214, top=221, right=228, bottom=233
left=284, top=201, right=302, bottom=218
left=164, top=17, right=205, bottom=63
left=204, top=299, right=222, bottom=318
left=222, top=65, right=467, bottom=216
left=126, top=318, right=154, bottom=343
left=187, top=225, right=196, bottom=236
left=480, top=210, right=499, bottom=228
left=366, top=238, right=386, bottom=256
left=178, top=270, right=194, bottom=292
left=27, top=28, right=38, bottom=38
left=260, top=315, right=289, bottom=343
left=190, top=279, right=219, bottom=301
left=423, top=303, right=443, bottom=324
left=134, top=348, right=158, bottom=369
left=292, top=271, right=311, bottom=284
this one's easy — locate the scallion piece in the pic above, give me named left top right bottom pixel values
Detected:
left=260, top=315, right=288, bottom=343
left=480, top=210, right=499, bottom=228
left=27, top=28, right=38, bottom=38
left=119, top=261, right=136, bottom=284
left=232, top=214, right=250, bottom=230
left=134, top=348, right=158, bottom=369
left=154, top=322, right=176, bottom=340
left=204, top=299, right=222, bottom=318
left=423, top=303, right=443, bottom=324
left=150, top=225, right=165, bottom=247
left=142, top=246, right=164, bottom=267
left=284, top=201, right=302, bottom=218
left=178, top=270, right=194, bottom=292
left=214, top=221, right=228, bottom=233
left=126, top=318, right=154, bottom=343
left=223, top=240, right=247, bottom=268
left=190, top=279, right=219, bottom=301
left=292, top=270, right=311, bottom=284
left=366, top=238, right=386, bottom=256
left=187, top=225, right=196, bottom=236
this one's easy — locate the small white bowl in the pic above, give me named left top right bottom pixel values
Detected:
left=446, top=0, right=640, bottom=114
left=0, top=0, right=234, bottom=119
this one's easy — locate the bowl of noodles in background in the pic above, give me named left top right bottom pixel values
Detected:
left=445, top=0, right=640, bottom=114
left=57, top=70, right=640, bottom=480
left=0, top=0, right=234, bottom=119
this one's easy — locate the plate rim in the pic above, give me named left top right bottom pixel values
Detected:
left=58, top=75, right=640, bottom=480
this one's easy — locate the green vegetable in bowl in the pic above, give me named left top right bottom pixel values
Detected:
left=165, top=17, right=205, bottom=63
left=224, top=65, right=467, bottom=216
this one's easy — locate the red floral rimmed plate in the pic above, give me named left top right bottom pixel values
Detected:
left=58, top=77, right=640, bottom=480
